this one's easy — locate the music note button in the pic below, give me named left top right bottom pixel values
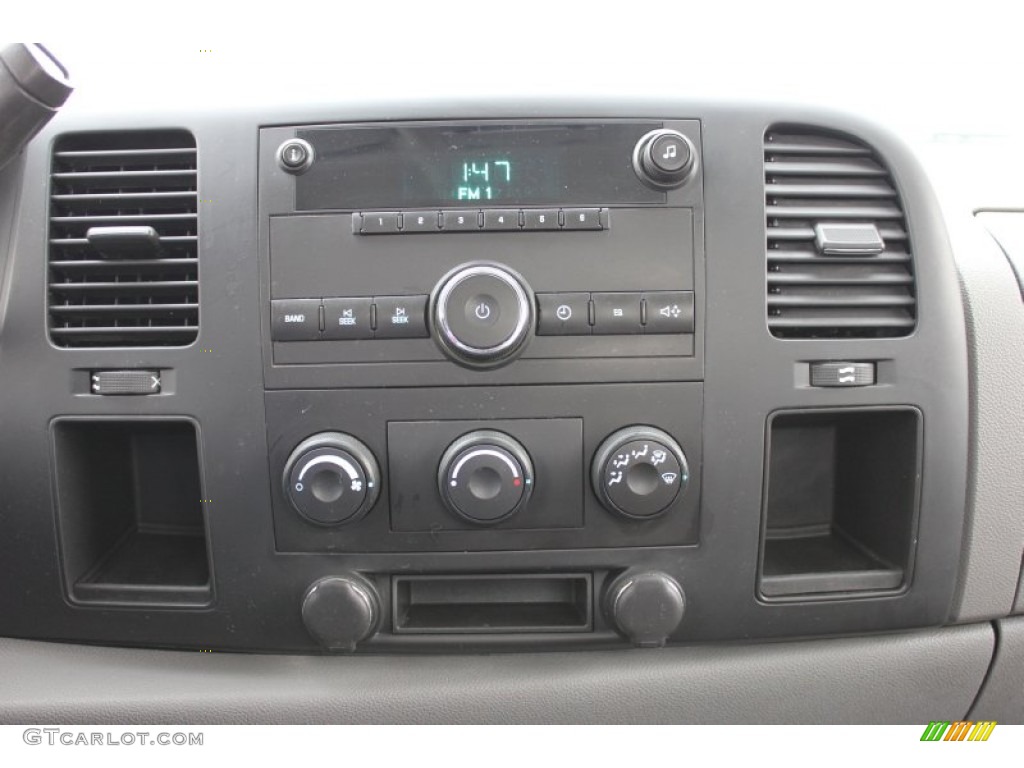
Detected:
left=649, top=134, right=689, bottom=173
left=634, top=129, right=696, bottom=189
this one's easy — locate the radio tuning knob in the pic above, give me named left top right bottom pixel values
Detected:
left=633, top=129, right=697, bottom=189
left=283, top=432, right=381, bottom=526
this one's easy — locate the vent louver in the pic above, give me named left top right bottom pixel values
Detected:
left=48, top=130, right=198, bottom=347
left=765, top=127, right=916, bottom=338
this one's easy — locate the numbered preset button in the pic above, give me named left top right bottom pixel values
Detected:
left=523, top=209, right=560, bottom=230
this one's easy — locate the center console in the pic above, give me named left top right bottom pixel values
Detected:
left=258, top=120, right=707, bottom=647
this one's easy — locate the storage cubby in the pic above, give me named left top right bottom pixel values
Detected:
left=52, top=419, right=211, bottom=606
left=393, top=574, right=592, bottom=633
left=759, top=408, right=921, bottom=598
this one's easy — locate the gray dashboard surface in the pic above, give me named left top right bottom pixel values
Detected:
left=945, top=206, right=1024, bottom=621
left=0, top=624, right=994, bottom=724
left=970, top=616, right=1024, bottom=723
left=977, top=211, right=1024, bottom=296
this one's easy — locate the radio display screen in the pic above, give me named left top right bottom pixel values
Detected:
left=296, top=122, right=666, bottom=210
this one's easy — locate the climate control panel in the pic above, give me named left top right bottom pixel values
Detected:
left=266, top=382, right=702, bottom=554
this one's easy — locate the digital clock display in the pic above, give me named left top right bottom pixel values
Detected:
left=296, top=122, right=666, bottom=210
left=455, top=159, right=513, bottom=202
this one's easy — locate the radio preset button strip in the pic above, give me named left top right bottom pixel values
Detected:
left=355, top=208, right=607, bottom=234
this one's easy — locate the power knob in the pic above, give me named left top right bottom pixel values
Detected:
left=283, top=432, right=380, bottom=526
left=430, top=263, right=534, bottom=369
left=605, top=571, right=686, bottom=647
left=633, top=129, right=697, bottom=189
left=301, top=575, right=380, bottom=652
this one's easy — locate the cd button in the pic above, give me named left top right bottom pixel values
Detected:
left=373, top=295, right=429, bottom=339
left=593, top=292, right=642, bottom=334
left=536, top=293, right=591, bottom=335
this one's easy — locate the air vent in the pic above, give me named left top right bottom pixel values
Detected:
left=765, top=127, right=916, bottom=338
left=48, top=130, right=198, bottom=347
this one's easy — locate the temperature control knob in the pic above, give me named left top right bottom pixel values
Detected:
left=592, top=426, right=688, bottom=519
left=438, top=430, right=534, bottom=524
left=633, top=129, right=697, bottom=189
left=283, top=432, right=381, bottom=526
left=430, top=263, right=534, bottom=368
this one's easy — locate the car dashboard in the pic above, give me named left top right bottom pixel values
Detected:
left=0, top=47, right=1022, bottom=722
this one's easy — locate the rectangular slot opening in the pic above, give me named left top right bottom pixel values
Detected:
left=393, top=574, right=592, bottom=634
left=52, top=419, right=211, bottom=606
left=759, top=408, right=921, bottom=598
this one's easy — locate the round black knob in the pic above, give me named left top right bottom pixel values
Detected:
left=633, top=129, right=697, bottom=189
left=431, top=263, right=534, bottom=368
left=592, top=426, right=689, bottom=519
left=438, top=430, right=534, bottom=524
left=283, top=432, right=380, bottom=526
left=301, top=575, right=380, bottom=652
left=605, top=571, right=685, bottom=647
left=277, top=138, right=314, bottom=174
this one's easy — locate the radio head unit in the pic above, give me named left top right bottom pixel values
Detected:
left=258, top=119, right=705, bottom=387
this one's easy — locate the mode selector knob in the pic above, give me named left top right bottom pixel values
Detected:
left=592, top=426, right=689, bottom=519
left=283, top=432, right=381, bottom=526
left=633, top=129, right=697, bottom=189
left=439, top=430, right=534, bottom=525
left=431, top=263, right=534, bottom=368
